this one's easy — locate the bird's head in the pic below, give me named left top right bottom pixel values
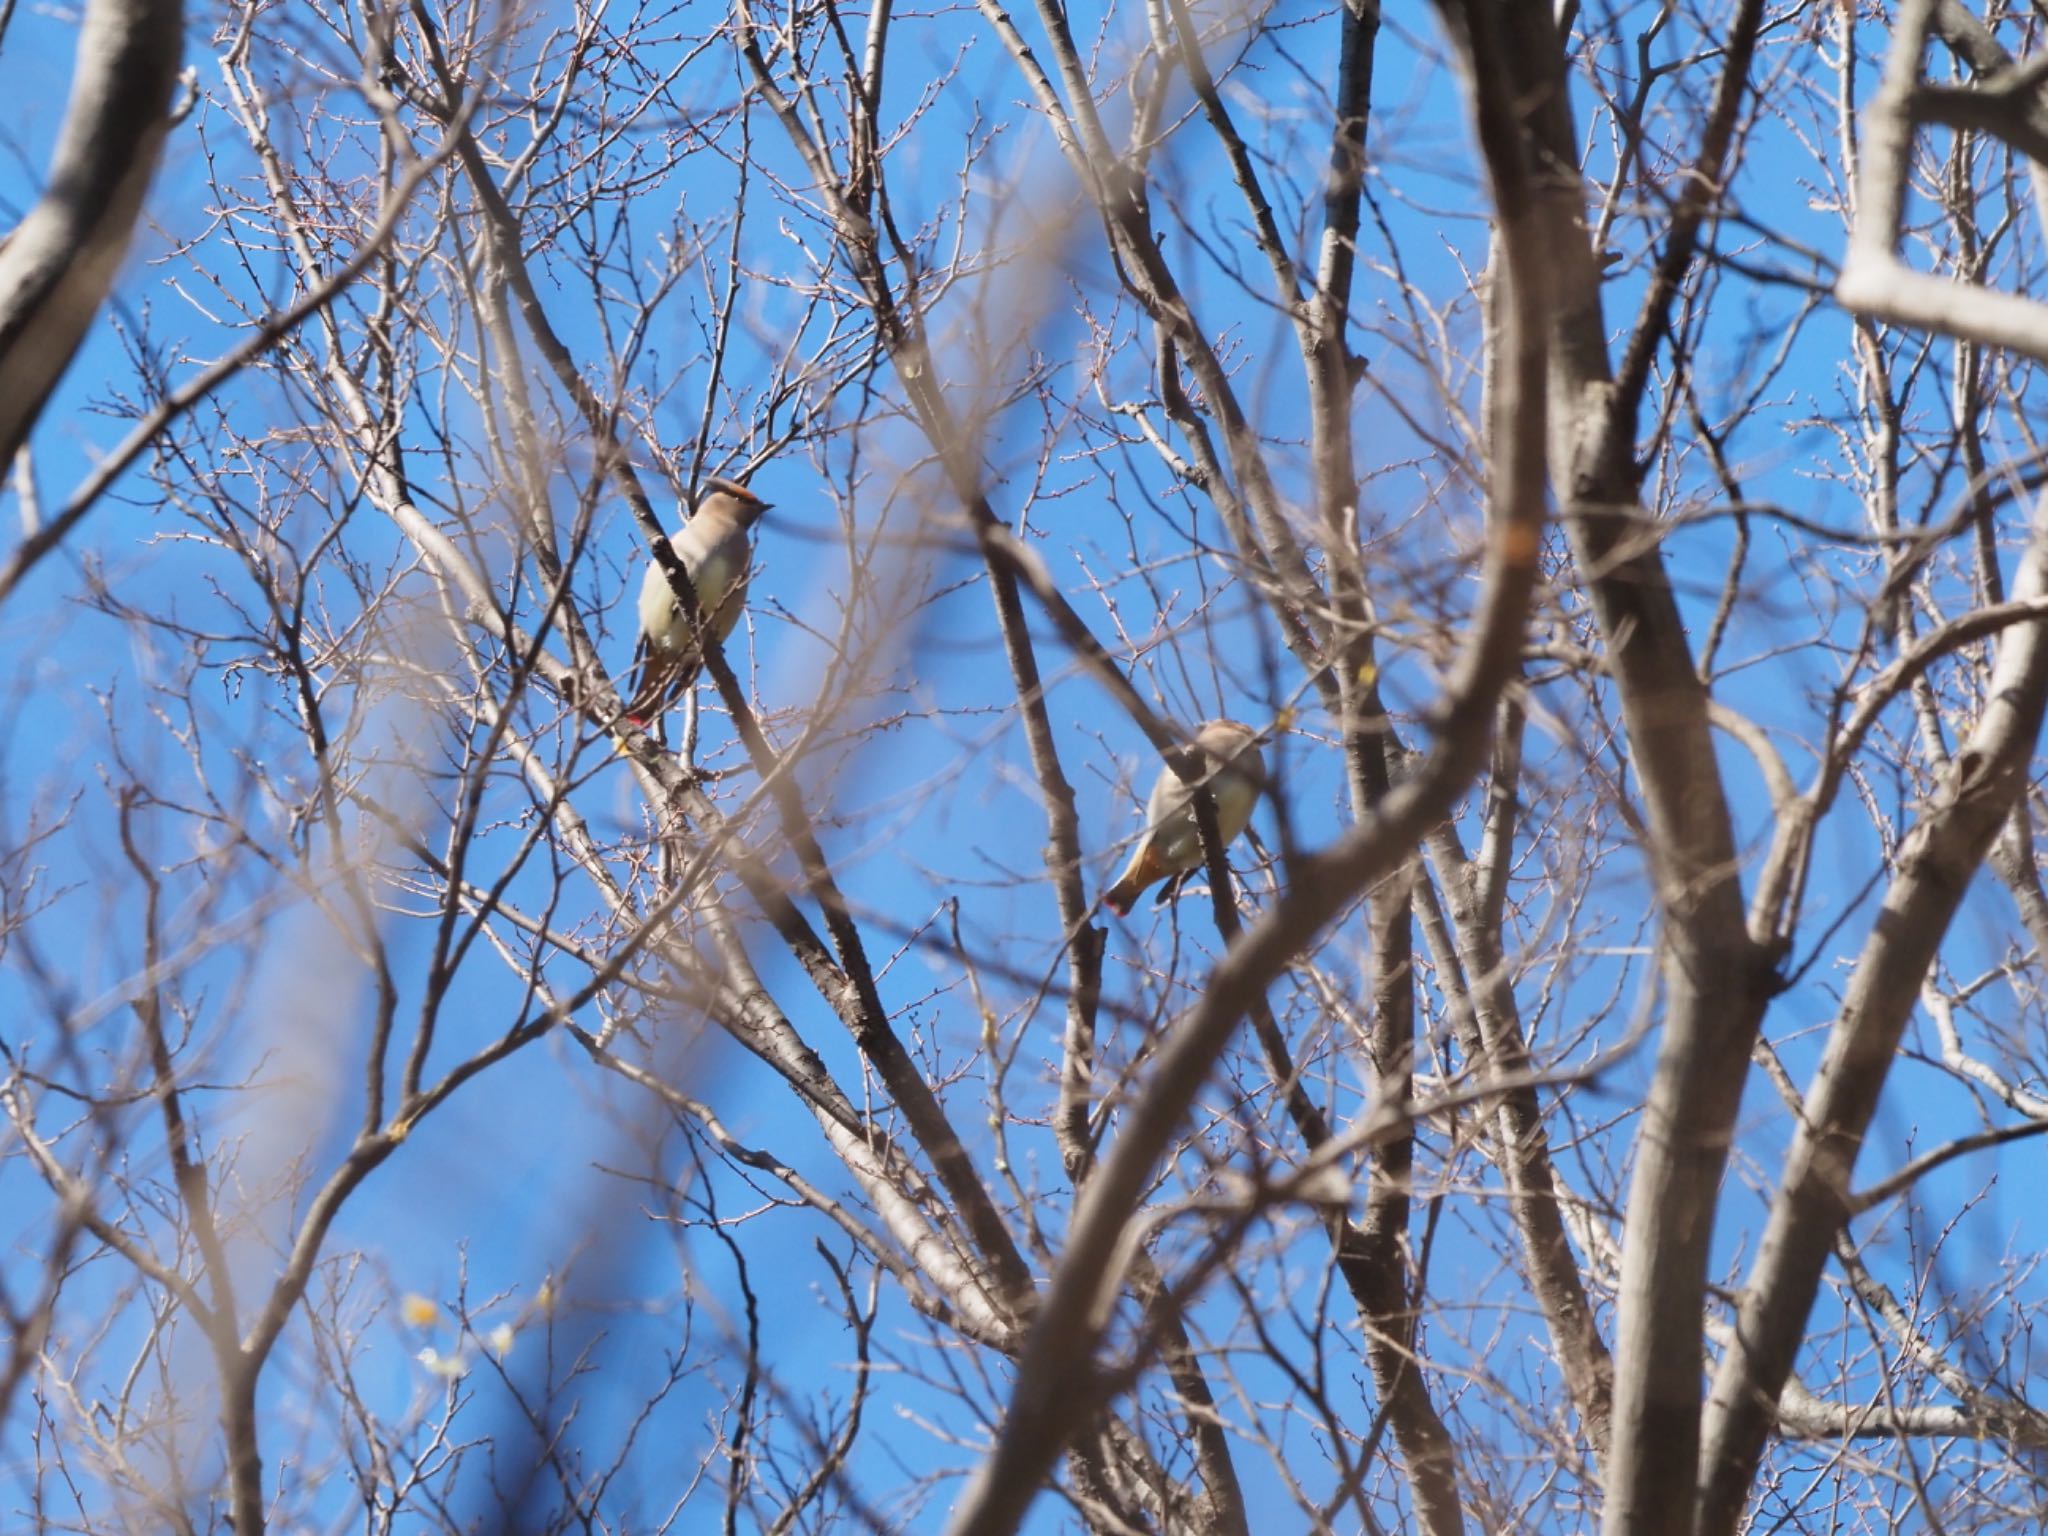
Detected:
left=698, top=476, right=773, bottom=529
left=1196, top=718, right=1265, bottom=786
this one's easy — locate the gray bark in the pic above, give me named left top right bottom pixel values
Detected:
left=0, top=0, right=182, bottom=468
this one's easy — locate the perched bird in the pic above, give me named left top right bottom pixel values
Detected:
left=624, top=477, right=771, bottom=726
left=1103, top=719, right=1265, bottom=916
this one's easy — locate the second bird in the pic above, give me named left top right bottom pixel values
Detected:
left=625, top=476, right=772, bottom=726
left=1103, top=719, right=1264, bottom=916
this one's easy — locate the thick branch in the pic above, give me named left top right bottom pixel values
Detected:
left=1696, top=491, right=2048, bottom=1536
left=1457, top=12, right=1774, bottom=1533
left=0, top=0, right=181, bottom=468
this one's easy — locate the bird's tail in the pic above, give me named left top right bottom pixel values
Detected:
left=1103, top=842, right=1167, bottom=916
left=623, top=643, right=683, bottom=727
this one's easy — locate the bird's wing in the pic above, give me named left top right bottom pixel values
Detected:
left=711, top=569, right=751, bottom=645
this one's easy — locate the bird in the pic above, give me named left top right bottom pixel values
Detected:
left=1102, top=719, right=1265, bottom=916
left=623, top=477, right=772, bottom=727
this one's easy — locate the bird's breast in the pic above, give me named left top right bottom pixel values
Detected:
left=638, top=546, right=687, bottom=647
left=690, top=544, right=742, bottom=615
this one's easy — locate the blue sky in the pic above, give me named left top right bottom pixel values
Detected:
left=2, top=1, right=2046, bottom=1532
